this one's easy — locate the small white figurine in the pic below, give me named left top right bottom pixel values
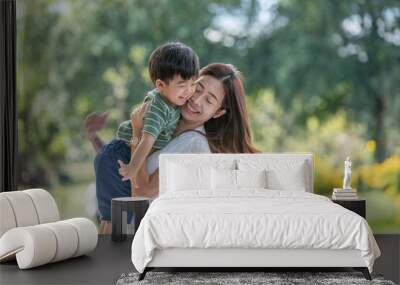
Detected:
left=343, top=157, right=352, bottom=190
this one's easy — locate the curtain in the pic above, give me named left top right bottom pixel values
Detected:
left=0, top=0, right=17, bottom=192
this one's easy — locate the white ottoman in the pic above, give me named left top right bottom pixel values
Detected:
left=0, top=189, right=98, bottom=269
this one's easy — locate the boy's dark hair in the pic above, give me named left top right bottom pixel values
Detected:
left=148, top=42, right=199, bottom=84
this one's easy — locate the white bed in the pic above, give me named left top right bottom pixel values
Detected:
left=131, top=154, right=380, bottom=280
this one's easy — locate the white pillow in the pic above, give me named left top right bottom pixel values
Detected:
left=211, top=168, right=268, bottom=191
left=238, top=159, right=308, bottom=191
left=167, top=162, right=211, bottom=191
left=236, top=169, right=267, bottom=189
left=211, top=168, right=236, bottom=190
left=266, top=161, right=307, bottom=191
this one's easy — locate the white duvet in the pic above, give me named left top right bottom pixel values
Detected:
left=131, top=190, right=380, bottom=273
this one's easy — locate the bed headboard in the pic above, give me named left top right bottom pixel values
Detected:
left=159, top=153, right=314, bottom=195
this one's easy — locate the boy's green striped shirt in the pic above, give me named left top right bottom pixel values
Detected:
left=116, top=89, right=181, bottom=149
left=115, top=120, right=133, bottom=143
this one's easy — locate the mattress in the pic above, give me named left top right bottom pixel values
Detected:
left=131, top=190, right=380, bottom=273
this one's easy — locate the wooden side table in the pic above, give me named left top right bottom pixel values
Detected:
left=332, top=199, right=366, bottom=218
left=111, top=197, right=151, bottom=242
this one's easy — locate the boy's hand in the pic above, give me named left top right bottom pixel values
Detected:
left=118, top=160, right=139, bottom=188
left=84, top=111, right=109, bottom=139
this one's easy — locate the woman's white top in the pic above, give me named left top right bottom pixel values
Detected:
left=146, top=125, right=210, bottom=175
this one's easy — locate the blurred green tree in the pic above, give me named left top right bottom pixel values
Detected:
left=245, top=0, right=400, bottom=162
left=16, top=0, right=400, bottom=188
left=16, top=0, right=244, bottom=186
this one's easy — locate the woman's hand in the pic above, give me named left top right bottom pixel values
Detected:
left=84, top=111, right=109, bottom=140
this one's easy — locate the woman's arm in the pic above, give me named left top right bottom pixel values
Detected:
left=135, top=167, right=159, bottom=198
left=133, top=131, right=210, bottom=198
left=84, top=112, right=109, bottom=152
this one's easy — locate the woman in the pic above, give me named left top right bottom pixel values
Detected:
left=85, top=63, right=258, bottom=233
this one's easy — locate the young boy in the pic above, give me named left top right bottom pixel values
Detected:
left=117, top=42, right=199, bottom=190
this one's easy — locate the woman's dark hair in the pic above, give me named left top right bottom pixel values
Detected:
left=148, top=42, right=199, bottom=84
left=200, top=63, right=259, bottom=153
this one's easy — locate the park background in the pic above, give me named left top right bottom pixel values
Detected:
left=16, top=0, right=400, bottom=232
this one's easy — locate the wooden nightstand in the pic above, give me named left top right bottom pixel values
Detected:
left=332, top=199, right=366, bottom=218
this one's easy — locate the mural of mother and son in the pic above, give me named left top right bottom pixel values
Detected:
left=84, top=42, right=259, bottom=234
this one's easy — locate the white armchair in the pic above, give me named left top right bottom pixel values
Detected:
left=0, top=189, right=98, bottom=269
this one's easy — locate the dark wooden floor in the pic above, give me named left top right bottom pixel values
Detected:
left=0, top=234, right=398, bottom=285
left=0, top=236, right=135, bottom=285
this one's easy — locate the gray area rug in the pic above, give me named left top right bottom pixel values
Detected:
left=116, top=271, right=396, bottom=285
